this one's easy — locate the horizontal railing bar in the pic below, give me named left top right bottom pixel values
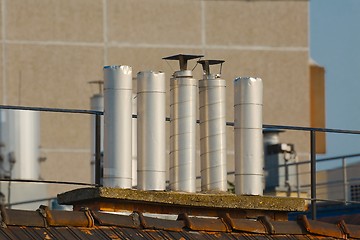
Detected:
left=275, top=153, right=360, bottom=168
left=6, top=197, right=56, bottom=207
left=0, top=178, right=98, bottom=186
left=301, top=197, right=360, bottom=205
left=0, top=105, right=102, bottom=115
left=263, top=124, right=360, bottom=134
left=2, top=105, right=360, bottom=135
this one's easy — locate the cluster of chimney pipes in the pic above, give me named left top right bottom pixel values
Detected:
left=102, top=54, right=263, bottom=196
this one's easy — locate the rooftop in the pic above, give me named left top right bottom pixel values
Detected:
left=0, top=204, right=358, bottom=239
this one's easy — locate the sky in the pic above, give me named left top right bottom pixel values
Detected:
left=310, top=0, right=360, bottom=165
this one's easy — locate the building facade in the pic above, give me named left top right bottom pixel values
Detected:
left=0, top=0, right=316, bottom=204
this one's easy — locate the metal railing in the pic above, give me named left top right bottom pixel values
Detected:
left=263, top=125, right=360, bottom=220
left=279, top=153, right=360, bottom=207
left=0, top=104, right=103, bottom=187
left=1, top=105, right=360, bottom=219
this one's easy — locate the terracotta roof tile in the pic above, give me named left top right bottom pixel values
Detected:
left=0, top=205, right=355, bottom=239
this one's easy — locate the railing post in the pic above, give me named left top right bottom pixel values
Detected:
left=342, top=158, right=348, bottom=204
left=310, top=130, right=317, bottom=220
left=296, top=158, right=300, bottom=198
left=95, top=114, right=103, bottom=187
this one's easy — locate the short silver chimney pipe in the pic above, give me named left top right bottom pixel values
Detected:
left=131, top=93, right=137, bottom=187
left=103, top=65, right=133, bottom=188
left=163, top=54, right=203, bottom=192
left=234, top=77, right=264, bottom=195
left=198, top=60, right=227, bottom=192
left=137, top=71, right=166, bottom=190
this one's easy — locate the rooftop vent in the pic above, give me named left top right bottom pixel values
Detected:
left=198, top=60, right=227, bottom=192
left=163, top=54, right=203, bottom=193
left=103, top=65, right=133, bottom=188
left=136, top=71, right=166, bottom=191
left=234, top=77, right=264, bottom=195
left=0, top=110, right=40, bottom=180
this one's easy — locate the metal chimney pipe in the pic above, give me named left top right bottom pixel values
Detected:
left=137, top=71, right=166, bottom=190
left=163, top=54, right=203, bottom=192
left=234, top=77, right=264, bottom=195
left=11, top=110, right=40, bottom=180
left=132, top=93, right=137, bottom=187
left=89, top=81, right=104, bottom=184
left=103, top=65, right=133, bottom=188
left=198, top=60, right=227, bottom=192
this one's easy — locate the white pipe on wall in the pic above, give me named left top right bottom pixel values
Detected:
left=132, top=93, right=137, bottom=187
left=137, top=71, right=166, bottom=190
left=234, top=77, right=264, bottom=195
left=2, top=110, right=40, bottom=180
left=103, top=65, right=133, bottom=188
left=16, top=110, right=40, bottom=179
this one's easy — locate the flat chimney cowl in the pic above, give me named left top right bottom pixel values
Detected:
left=198, top=59, right=225, bottom=79
left=163, top=54, right=204, bottom=71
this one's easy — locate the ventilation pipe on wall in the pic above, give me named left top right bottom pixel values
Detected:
left=132, top=93, right=137, bottom=187
left=234, top=77, right=263, bottom=195
left=163, top=54, right=203, bottom=192
left=0, top=110, right=40, bottom=180
left=198, top=60, right=227, bottom=192
left=89, top=81, right=104, bottom=184
left=137, top=71, right=166, bottom=190
left=0, top=110, right=9, bottom=178
left=103, top=65, right=133, bottom=188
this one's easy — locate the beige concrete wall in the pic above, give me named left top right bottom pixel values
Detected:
left=0, top=0, right=309, bottom=198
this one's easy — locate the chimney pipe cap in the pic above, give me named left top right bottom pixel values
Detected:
left=163, top=54, right=203, bottom=71
left=198, top=59, right=225, bottom=77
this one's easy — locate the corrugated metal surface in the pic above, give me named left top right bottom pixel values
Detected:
left=0, top=206, right=359, bottom=239
left=2, top=227, right=351, bottom=240
left=0, top=226, right=349, bottom=239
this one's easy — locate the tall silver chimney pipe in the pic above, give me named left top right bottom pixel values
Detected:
left=198, top=60, right=227, bottom=192
left=163, top=54, right=203, bottom=192
left=103, top=65, right=133, bottom=188
left=234, top=77, right=263, bottom=195
left=89, top=81, right=104, bottom=184
left=137, top=71, right=166, bottom=190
